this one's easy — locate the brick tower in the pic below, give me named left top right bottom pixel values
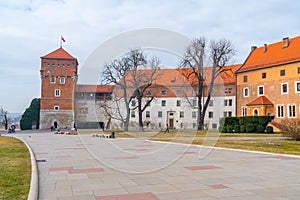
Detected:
left=39, top=47, right=78, bottom=129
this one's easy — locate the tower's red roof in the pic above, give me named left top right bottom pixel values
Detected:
left=246, top=96, right=273, bottom=106
left=41, top=47, right=76, bottom=60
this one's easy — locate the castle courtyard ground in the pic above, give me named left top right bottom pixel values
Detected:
left=6, top=131, right=300, bottom=200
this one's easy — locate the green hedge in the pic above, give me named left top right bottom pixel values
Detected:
left=220, top=116, right=274, bottom=133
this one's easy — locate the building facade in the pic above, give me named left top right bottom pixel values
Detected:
left=236, top=36, right=300, bottom=123
left=39, top=48, right=78, bottom=129
left=111, top=67, right=238, bottom=130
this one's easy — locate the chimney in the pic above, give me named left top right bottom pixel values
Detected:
left=282, top=37, right=289, bottom=48
left=251, top=46, right=257, bottom=52
left=264, top=44, right=268, bottom=53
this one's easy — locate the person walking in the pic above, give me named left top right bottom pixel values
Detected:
left=165, top=123, right=169, bottom=133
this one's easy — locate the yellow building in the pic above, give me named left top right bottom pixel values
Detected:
left=236, top=36, right=300, bottom=123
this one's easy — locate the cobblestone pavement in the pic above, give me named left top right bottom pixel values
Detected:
left=10, top=131, right=300, bottom=200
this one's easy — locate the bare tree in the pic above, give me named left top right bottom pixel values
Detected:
left=181, top=38, right=235, bottom=130
left=128, top=54, right=160, bottom=131
left=102, top=57, right=132, bottom=131
left=101, top=49, right=160, bottom=131
left=0, top=107, right=8, bottom=130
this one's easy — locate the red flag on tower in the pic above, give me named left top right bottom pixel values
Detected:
left=61, top=36, right=66, bottom=42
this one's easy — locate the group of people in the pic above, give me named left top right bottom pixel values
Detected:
left=8, top=125, right=16, bottom=133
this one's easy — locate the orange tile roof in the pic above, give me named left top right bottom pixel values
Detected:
left=246, top=96, right=273, bottom=106
left=237, top=36, right=300, bottom=73
left=122, top=65, right=240, bottom=87
left=76, top=85, right=115, bottom=93
left=41, top=47, right=77, bottom=60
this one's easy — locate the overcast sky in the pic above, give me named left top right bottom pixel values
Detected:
left=1, top=0, right=300, bottom=113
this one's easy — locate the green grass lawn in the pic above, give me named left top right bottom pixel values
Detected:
left=149, top=132, right=300, bottom=156
left=0, top=136, right=31, bottom=200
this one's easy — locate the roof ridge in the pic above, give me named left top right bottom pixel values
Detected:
left=41, top=47, right=77, bottom=60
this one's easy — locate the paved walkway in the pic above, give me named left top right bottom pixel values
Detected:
left=9, top=131, right=300, bottom=199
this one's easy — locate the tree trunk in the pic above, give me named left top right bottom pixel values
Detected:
left=137, top=98, right=143, bottom=131
left=4, top=114, right=8, bottom=130
left=124, top=101, right=130, bottom=131
left=198, top=113, right=205, bottom=131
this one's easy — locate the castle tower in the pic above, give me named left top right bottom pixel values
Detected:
left=39, top=47, right=78, bottom=129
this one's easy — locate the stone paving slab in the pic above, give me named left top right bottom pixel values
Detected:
left=11, top=131, right=300, bottom=199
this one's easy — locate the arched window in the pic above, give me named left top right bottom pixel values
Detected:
left=253, top=108, right=259, bottom=116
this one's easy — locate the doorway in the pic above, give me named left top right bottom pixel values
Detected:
left=169, top=118, right=174, bottom=128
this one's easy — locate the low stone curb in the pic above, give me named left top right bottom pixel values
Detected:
left=14, top=136, right=39, bottom=200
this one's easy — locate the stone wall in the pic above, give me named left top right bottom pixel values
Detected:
left=40, top=110, right=74, bottom=129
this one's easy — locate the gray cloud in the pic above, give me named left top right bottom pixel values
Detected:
left=0, top=0, right=299, bottom=112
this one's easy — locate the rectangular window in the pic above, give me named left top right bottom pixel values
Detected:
left=146, top=90, right=151, bottom=96
left=262, top=72, right=266, bottom=79
left=50, top=76, right=56, bottom=83
left=131, top=99, right=136, bottom=107
left=60, top=77, right=65, bottom=84
left=146, top=111, right=150, bottom=118
left=212, top=123, right=218, bottom=129
left=276, top=105, right=284, bottom=118
left=223, top=112, right=227, bottom=117
left=288, top=104, right=296, bottom=118
left=146, top=100, right=151, bottom=107
left=281, top=83, right=288, bottom=94
left=192, top=111, right=197, bottom=118
left=161, top=100, right=166, bottom=106
left=192, top=99, right=197, bottom=107
left=258, top=86, right=264, bottom=96
left=242, top=107, right=248, bottom=116
left=158, top=111, right=162, bottom=118
left=298, top=67, right=300, bottom=74
left=224, top=100, right=228, bottom=106
left=228, top=111, right=232, bottom=117
left=54, top=105, right=59, bottom=111
left=224, top=99, right=232, bottom=106
left=295, top=81, right=300, bottom=93
left=243, top=75, right=248, bottom=82
left=209, top=111, right=213, bottom=118
left=54, top=89, right=60, bottom=97
left=180, top=111, right=184, bottom=118
left=244, top=87, right=249, bottom=97
left=228, top=99, right=233, bottom=106
left=280, top=69, right=285, bottom=76
left=131, top=111, right=135, bottom=118
left=209, top=100, right=213, bottom=106
left=176, top=100, right=181, bottom=107
left=161, top=90, right=167, bottom=96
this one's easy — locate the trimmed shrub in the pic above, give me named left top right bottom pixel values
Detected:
left=240, top=125, right=246, bottom=133
left=221, top=126, right=227, bottom=133
left=246, top=123, right=256, bottom=133
left=256, top=124, right=265, bottom=133
left=227, top=125, right=233, bottom=133
left=219, top=116, right=274, bottom=134
left=233, top=125, right=240, bottom=133
left=266, top=126, right=273, bottom=133
left=20, top=98, right=40, bottom=130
